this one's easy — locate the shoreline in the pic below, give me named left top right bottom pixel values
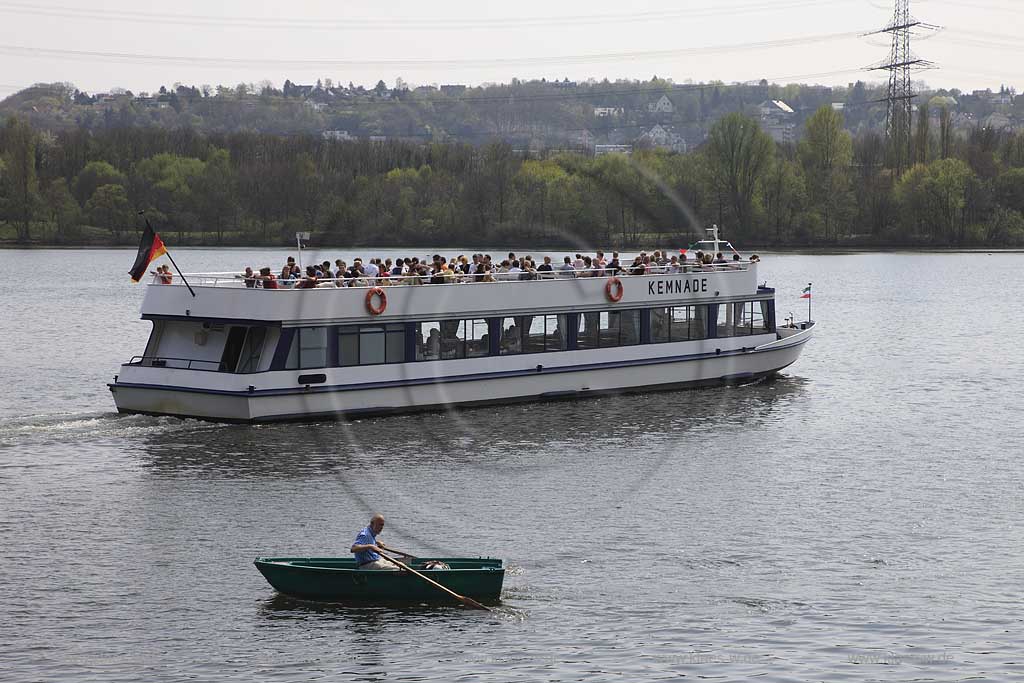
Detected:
left=2, top=243, right=1024, bottom=255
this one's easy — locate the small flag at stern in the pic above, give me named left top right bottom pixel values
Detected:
left=129, top=222, right=168, bottom=282
left=800, top=284, right=812, bottom=299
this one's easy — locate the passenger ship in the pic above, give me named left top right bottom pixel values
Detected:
left=109, top=241, right=815, bottom=423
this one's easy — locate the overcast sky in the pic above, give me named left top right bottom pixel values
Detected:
left=0, top=0, right=1019, bottom=97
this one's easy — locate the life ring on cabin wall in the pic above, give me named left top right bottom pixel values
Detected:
left=605, top=277, right=624, bottom=303
left=365, top=287, right=387, bottom=315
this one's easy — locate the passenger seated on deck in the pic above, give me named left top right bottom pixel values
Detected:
left=259, top=267, right=278, bottom=289
left=279, top=265, right=294, bottom=286
left=296, top=266, right=318, bottom=289
left=351, top=514, right=399, bottom=570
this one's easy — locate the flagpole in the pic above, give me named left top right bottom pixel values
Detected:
left=166, top=249, right=196, bottom=298
left=807, top=282, right=812, bottom=321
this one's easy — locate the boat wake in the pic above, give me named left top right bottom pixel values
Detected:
left=0, top=410, right=219, bottom=449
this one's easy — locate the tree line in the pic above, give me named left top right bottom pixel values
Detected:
left=2, top=108, right=1024, bottom=248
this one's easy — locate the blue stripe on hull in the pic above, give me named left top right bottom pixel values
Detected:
left=110, top=334, right=810, bottom=400
left=114, top=366, right=792, bottom=424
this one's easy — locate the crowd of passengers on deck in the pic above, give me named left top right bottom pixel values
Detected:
left=214, top=250, right=761, bottom=289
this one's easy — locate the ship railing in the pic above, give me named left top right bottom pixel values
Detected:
left=126, top=355, right=225, bottom=371
left=151, top=262, right=752, bottom=289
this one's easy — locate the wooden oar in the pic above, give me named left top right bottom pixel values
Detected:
left=376, top=552, right=491, bottom=611
left=379, top=545, right=417, bottom=560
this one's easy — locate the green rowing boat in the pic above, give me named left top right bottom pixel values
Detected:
left=254, top=556, right=505, bottom=603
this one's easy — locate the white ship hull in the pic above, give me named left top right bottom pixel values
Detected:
left=111, top=324, right=813, bottom=423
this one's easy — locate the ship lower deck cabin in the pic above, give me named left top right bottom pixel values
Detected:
left=129, top=298, right=776, bottom=375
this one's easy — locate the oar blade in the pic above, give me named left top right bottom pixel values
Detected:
left=460, top=596, right=492, bottom=611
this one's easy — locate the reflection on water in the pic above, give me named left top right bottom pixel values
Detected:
left=131, top=374, right=810, bottom=479
left=258, top=593, right=521, bottom=622
left=260, top=594, right=454, bottom=621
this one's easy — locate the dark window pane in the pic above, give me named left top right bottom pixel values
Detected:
left=691, top=306, right=708, bottom=339
left=577, top=313, right=600, bottom=349
left=544, top=315, right=567, bottom=351
left=439, top=320, right=463, bottom=360
left=619, top=310, right=640, bottom=346
left=417, top=321, right=442, bottom=361
left=670, top=307, right=690, bottom=341
left=385, top=326, right=406, bottom=363
left=466, top=319, right=489, bottom=358
left=499, top=317, right=522, bottom=355
left=524, top=315, right=545, bottom=353
left=299, top=327, right=328, bottom=368
left=651, top=308, right=671, bottom=343
left=338, top=330, right=359, bottom=367
left=359, top=328, right=386, bottom=365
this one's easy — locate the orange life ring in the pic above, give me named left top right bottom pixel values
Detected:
left=605, top=277, right=624, bottom=303
left=365, top=287, right=387, bottom=315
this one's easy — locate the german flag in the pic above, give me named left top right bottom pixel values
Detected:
left=129, top=220, right=168, bottom=282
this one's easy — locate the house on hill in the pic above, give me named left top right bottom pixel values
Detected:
left=648, top=95, right=675, bottom=114
left=636, top=124, right=686, bottom=153
left=973, top=89, right=1013, bottom=107
left=758, top=99, right=795, bottom=118
left=982, top=112, right=1013, bottom=131
left=758, top=99, right=797, bottom=143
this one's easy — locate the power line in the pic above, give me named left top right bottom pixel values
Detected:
left=929, top=0, right=1020, bottom=13
left=0, top=31, right=866, bottom=70
left=0, top=0, right=856, bottom=31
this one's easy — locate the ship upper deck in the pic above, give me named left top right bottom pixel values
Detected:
left=139, top=263, right=763, bottom=326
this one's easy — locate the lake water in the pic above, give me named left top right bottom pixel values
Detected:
left=1, top=248, right=1022, bottom=682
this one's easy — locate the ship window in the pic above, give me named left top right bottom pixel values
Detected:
left=652, top=306, right=707, bottom=343
left=576, top=312, right=601, bottom=350
left=415, top=319, right=488, bottom=361
left=464, top=319, right=490, bottom=358
left=416, top=321, right=442, bottom=361
left=236, top=326, right=268, bottom=373
left=578, top=310, right=640, bottom=349
left=499, top=315, right=566, bottom=355
left=338, top=324, right=405, bottom=366
left=338, top=331, right=358, bottom=367
left=359, top=327, right=387, bottom=365
left=285, top=327, right=328, bottom=369
left=220, top=326, right=248, bottom=372
left=760, top=300, right=773, bottom=333
left=301, top=327, right=328, bottom=368
left=439, top=320, right=462, bottom=360
left=717, top=302, right=767, bottom=337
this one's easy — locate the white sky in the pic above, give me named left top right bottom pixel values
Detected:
left=0, top=0, right=1019, bottom=97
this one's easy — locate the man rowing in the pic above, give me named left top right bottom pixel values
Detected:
left=351, top=513, right=400, bottom=570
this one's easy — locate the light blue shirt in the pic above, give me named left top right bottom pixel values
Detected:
left=352, top=526, right=380, bottom=565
